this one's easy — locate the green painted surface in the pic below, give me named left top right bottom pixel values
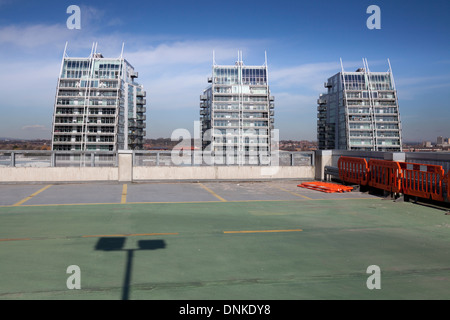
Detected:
left=0, top=196, right=449, bottom=300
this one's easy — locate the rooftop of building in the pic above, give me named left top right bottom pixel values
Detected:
left=0, top=179, right=449, bottom=300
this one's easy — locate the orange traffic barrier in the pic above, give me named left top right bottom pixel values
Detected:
left=338, top=156, right=369, bottom=186
left=447, top=172, right=450, bottom=201
left=368, top=159, right=402, bottom=193
left=399, top=162, right=445, bottom=202
left=298, top=182, right=353, bottom=193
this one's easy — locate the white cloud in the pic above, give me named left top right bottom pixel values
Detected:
left=395, top=74, right=450, bottom=87
left=395, top=74, right=450, bottom=100
left=270, top=61, right=349, bottom=92
left=22, top=125, right=48, bottom=131
left=125, top=40, right=261, bottom=69
left=0, top=60, right=59, bottom=109
left=272, top=92, right=316, bottom=112
left=144, top=71, right=208, bottom=111
left=0, top=24, right=72, bottom=48
left=124, top=40, right=266, bottom=112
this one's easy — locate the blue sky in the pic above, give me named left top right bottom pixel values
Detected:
left=0, top=0, right=449, bottom=142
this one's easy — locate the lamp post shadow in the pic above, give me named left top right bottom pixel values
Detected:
left=95, top=237, right=166, bottom=300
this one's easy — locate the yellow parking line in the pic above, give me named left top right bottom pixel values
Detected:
left=274, top=186, right=313, bottom=200
left=82, top=232, right=178, bottom=238
left=0, top=233, right=180, bottom=243
left=12, top=185, right=53, bottom=206
left=4, top=197, right=378, bottom=208
left=224, top=229, right=303, bottom=234
left=198, top=183, right=227, bottom=202
left=0, top=237, right=32, bottom=242
left=121, top=184, right=128, bottom=204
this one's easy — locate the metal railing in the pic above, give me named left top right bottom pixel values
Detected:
left=405, top=152, right=450, bottom=174
left=133, top=150, right=314, bottom=167
left=0, top=150, right=314, bottom=168
left=0, top=151, right=117, bottom=167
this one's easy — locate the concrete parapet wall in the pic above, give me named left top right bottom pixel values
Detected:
left=0, top=167, right=118, bottom=183
left=133, top=166, right=315, bottom=181
left=0, top=166, right=314, bottom=183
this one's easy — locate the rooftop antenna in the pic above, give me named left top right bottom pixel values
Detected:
left=387, top=58, right=392, bottom=73
left=340, top=57, right=345, bottom=73
left=237, top=50, right=243, bottom=65
left=120, top=42, right=125, bottom=59
left=62, top=41, right=68, bottom=59
left=89, top=42, right=95, bottom=58
left=59, top=42, right=68, bottom=75
left=364, top=58, right=371, bottom=73
left=387, top=58, right=396, bottom=90
left=264, top=50, right=268, bottom=67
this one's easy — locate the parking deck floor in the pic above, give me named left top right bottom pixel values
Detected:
left=0, top=181, right=449, bottom=300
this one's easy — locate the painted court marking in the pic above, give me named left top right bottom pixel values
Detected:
left=12, top=185, right=53, bottom=206
left=82, top=232, right=179, bottom=238
left=0, top=230, right=304, bottom=242
left=274, top=186, right=313, bottom=200
left=0, top=237, right=32, bottom=242
left=224, top=229, right=303, bottom=234
left=121, top=184, right=128, bottom=204
left=2, top=197, right=377, bottom=208
left=0, top=232, right=179, bottom=243
left=198, top=183, right=227, bottom=202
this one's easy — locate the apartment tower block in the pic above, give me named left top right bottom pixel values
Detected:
left=317, top=59, right=402, bottom=151
left=51, top=44, right=147, bottom=151
left=200, top=53, right=275, bottom=164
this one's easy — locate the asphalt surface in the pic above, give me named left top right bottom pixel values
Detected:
left=0, top=181, right=449, bottom=300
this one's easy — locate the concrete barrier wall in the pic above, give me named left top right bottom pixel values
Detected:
left=0, top=167, right=119, bottom=183
left=4, top=149, right=447, bottom=183
left=0, top=165, right=314, bottom=183
left=133, top=166, right=315, bottom=181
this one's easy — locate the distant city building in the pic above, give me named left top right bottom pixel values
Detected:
left=317, top=59, right=403, bottom=151
left=51, top=44, right=147, bottom=151
left=436, top=136, right=449, bottom=147
left=423, top=141, right=432, bottom=148
left=200, top=53, right=275, bottom=164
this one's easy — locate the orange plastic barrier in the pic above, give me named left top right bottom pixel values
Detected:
left=447, top=172, right=450, bottom=201
left=399, top=162, right=445, bottom=202
left=298, top=182, right=353, bottom=193
left=368, top=159, right=402, bottom=193
left=338, top=156, right=369, bottom=186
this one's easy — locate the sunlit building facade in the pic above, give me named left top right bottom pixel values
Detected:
left=200, top=54, right=275, bottom=164
left=51, top=45, right=146, bottom=151
left=317, top=59, right=402, bottom=151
